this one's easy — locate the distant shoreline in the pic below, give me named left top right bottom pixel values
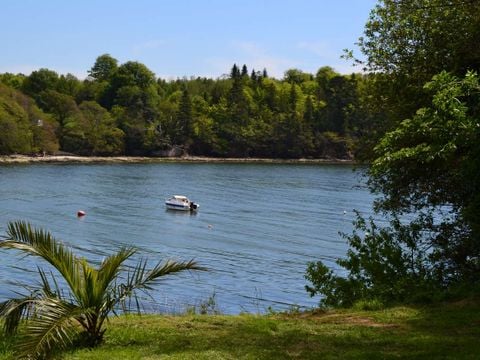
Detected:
left=0, top=155, right=356, bottom=165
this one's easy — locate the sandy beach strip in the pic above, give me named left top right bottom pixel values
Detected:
left=0, top=155, right=355, bottom=165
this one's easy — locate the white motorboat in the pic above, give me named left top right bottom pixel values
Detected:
left=165, top=195, right=199, bottom=211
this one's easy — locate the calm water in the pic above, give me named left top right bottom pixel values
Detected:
left=0, top=162, right=373, bottom=314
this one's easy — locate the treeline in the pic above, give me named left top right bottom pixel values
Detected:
left=0, top=59, right=370, bottom=159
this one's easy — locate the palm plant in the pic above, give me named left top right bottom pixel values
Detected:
left=0, top=220, right=204, bottom=359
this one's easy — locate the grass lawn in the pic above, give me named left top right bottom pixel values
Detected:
left=1, top=300, right=479, bottom=359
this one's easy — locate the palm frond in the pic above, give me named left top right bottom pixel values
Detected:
left=37, top=267, right=65, bottom=300
left=94, top=247, right=137, bottom=303
left=15, top=298, right=83, bottom=359
left=115, top=258, right=206, bottom=311
left=146, top=259, right=206, bottom=284
left=1, top=221, right=206, bottom=357
left=0, top=295, right=37, bottom=335
left=2, top=221, right=83, bottom=298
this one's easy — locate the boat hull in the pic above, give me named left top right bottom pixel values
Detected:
left=165, top=196, right=199, bottom=211
left=165, top=202, right=191, bottom=211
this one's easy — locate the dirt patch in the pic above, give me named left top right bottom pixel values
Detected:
left=342, top=316, right=398, bottom=328
left=281, top=311, right=398, bottom=328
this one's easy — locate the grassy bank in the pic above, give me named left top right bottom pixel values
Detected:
left=1, top=300, right=478, bottom=359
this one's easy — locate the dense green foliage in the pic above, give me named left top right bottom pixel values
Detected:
left=306, top=0, right=480, bottom=307
left=353, top=0, right=480, bottom=157
left=0, top=60, right=365, bottom=158
left=370, top=71, right=480, bottom=283
left=0, top=83, right=58, bottom=154
left=307, top=72, right=480, bottom=307
left=0, top=221, right=203, bottom=359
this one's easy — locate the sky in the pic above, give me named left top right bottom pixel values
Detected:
left=1, top=0, right=378, bottom=80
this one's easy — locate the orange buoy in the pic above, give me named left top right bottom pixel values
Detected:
left=77, top=210, right=86, bottom=217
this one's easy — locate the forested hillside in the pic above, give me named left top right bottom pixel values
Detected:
left=0, top=60, right=368, bottom=159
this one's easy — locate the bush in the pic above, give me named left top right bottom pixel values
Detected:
left=305, top=212, right=443, bottom=308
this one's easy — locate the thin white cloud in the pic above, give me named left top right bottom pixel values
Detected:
left=0, top=64, right=41, bottom=76
left=131, top=40, right=165, bottom=57
left=0, top=64, right=87, bottom=79
left=204, top=41, right=299, bottom=79
left=203, top=40, right=360, bottom=79
left=297, top=41, right=338, bottom=60
left=235, top=41, right=299, bottom=78
left=297, top=41, right=362, bottom=74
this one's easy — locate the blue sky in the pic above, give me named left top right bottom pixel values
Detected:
left=1, top=0, right=377, bottom=79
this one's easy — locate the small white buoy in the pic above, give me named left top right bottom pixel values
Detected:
left=208, top=224, right=213, bottom=229
left=343, top=210, right=347, bottom=215
left=77, top=210, right=86, bottom=217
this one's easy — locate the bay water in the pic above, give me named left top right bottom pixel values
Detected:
left=0, top=162, right=373, bottom=314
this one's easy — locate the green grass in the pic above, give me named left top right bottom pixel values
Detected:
left=1, top=300, right=479, bottom=359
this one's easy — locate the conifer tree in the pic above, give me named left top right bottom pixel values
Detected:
left=241, top=64, right=248, bottom=77
left=230, top=64, right=240, bottom=79
left=176, top=88, right=193, bottom=143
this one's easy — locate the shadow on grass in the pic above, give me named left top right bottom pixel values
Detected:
left=63, top=300, right=480, bottom=360
left=2, top=300, right=479, bottom=359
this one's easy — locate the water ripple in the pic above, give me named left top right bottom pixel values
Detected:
left=0, top=163, right=375, bottom=313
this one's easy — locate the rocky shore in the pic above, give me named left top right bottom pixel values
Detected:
left=0, top=155, right=355, bottom=164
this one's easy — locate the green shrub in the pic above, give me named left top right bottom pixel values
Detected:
left=305, top=212, right=442, bottom=308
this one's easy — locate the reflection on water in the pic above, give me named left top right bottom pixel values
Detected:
left=0, top=163, right=373, bottom=314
